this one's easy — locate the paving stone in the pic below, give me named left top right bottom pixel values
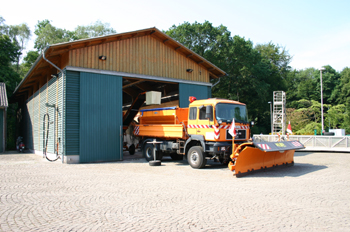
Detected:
left=0, top=151, right=349, bottom=231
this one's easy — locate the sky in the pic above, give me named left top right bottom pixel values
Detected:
left=1, top=0, right=349, bottom=71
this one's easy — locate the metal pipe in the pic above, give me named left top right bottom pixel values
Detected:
left=212, top=77, right=220, bottom=88
left=42, top=47, right=65, bottom=163
left=320, top=69, right=324, bottom=134
left=268, top=101, right=272, bottom=135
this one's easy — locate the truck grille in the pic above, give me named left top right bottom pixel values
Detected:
left=226, top=130, right=246, bottom=140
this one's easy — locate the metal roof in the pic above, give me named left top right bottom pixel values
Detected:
left=0, top=83, right=8, bottom=108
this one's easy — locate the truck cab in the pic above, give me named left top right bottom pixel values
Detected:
left=187, top=98, right=250, bottom=142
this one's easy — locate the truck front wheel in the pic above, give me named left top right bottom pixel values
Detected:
left=187, top=146, right=207, bottom=169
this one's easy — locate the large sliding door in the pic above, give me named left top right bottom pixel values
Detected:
left=79, top=72, right=123, bottom=162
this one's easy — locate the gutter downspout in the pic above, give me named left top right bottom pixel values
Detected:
left=211, top=77, right=220, bottom=89
left=42, top=47, right=65, bottom=163
left=212, top=73, right=228, bottom=89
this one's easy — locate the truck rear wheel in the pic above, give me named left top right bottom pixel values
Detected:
left=143, top=143, right=162, bottom=161
left=187, top=146, right=207, bottom=169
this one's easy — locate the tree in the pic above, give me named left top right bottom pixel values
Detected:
left=0, top=17, right=31, bottom=73
left=165, top=21, right=289, bottom=134
left=73, top=20, right=116, bottom=39
left=0, top=34, right=21, bottom=93
left=326, top=104, right=348, bottom=129
left=288, top=99, right=329, bottom=135
left=34, top=19, right=73, bottom=51
left=0, top=31, right=22, bottom=150
left=320, top=65, right=341, bottom=105
left=8, top=24, right=31, bottom=72
left=0, top=16, right=7, bottom=34
left=166, top=21, right=233, bottom=72
left=34, top=20, right=117, bottom=52
left=20, top=50, right=40, bottom=78
left=287, top=68, right=319, bottom=104
left=339, top=67, right=350, bottom=133
left=255, top=42, right=291, bottom=93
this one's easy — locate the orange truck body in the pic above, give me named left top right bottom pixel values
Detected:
left=137, top=107, right=189, bottom=139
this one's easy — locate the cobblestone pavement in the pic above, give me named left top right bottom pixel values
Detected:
left=1, top=151, right=349, bottom=231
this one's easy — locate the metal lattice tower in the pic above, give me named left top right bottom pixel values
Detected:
left=272, top=91, right=286, bottom=135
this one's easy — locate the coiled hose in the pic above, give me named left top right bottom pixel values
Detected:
left=43, top=113, right=60, bottom=162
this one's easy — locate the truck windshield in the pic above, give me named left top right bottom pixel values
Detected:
left=215, top=103, right=248, bottom=123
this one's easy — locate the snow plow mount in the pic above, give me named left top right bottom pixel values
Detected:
left=228, top=140, right=305, bottom=177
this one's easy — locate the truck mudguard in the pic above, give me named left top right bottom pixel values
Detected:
left=184, top=135, right=206, bottom=152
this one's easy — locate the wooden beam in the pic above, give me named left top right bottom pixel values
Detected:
left=163, top=39, right=169, bottom=43
left=175, top=46, right=181, bottom=50
left=28, top=74, right=42, bottom=80
left=135, top=82, right=155, bottom=91
left=123, top=80, right=145, bottom=89
left=186, top=54, right=193, bottom=58
left=123, top=88, right=139, bottom=99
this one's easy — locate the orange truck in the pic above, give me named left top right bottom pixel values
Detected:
left=134, top=97, right=304, bottom=177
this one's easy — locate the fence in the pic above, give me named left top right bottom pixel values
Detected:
left=253, top=135, right=350, bottom=152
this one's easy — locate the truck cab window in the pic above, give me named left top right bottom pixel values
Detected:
left=199, top=106, right=213, bottom=121
left=189, top=107, right=197, bottom=120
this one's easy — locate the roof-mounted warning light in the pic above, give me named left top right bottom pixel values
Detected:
left=189, top=96, right=197, bottom=103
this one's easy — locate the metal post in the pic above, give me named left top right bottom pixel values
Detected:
left=268, top=102, right=272, bottom=135
left=320, top=67, right=325, bottom=135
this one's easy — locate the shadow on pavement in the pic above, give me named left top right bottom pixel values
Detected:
left=240, top=163, right=328, bottom=178
left=294, top=151, right=317, bottom=157
left=120, top=150, right=328, bottom=177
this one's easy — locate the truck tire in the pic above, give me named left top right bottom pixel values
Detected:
left=149, top=160, right=161, bottom=166
left=128, top=144, right=135, bottom=155
left=187, top=146, right=207, bottom=169
left=143, top=143, right=162, bottom=161
left=170, top=153, right=183, bottom=160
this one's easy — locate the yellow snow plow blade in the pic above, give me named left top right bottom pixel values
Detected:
left=228, top=140, right=304, bottom=177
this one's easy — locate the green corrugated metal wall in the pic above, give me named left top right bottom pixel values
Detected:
left=23, top=75, right=63, bottom=154
left=0, top=110, right=3, bottom=152
left=179, top=83, right=211, bottom=108
left=79, top=72, right=123, bottom=162
left=33, top=91, right=39, bottom=150
left=47, top=77, right=57, bottom=153
left=57, top=72, right=64, bottom=156
left=25, top=95, right=33, bottom=149
left=39, top=83, right=47, bottom=153
left=65, top=70, right=80, bottom=156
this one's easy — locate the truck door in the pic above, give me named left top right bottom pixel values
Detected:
left=197, top=105, right=215, bottom=139
left=187, top=106, right=198, bottom=135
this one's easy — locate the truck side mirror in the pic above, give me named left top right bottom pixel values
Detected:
left=205, top=105, right=213, bottom=121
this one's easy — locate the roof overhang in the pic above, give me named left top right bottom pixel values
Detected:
left=12, top=27, right=226, bottom=101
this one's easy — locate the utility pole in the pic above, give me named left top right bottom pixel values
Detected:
left=320, top=67, right=325, bottom=135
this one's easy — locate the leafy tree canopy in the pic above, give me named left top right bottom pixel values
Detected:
left=34, top=19, right=73, bottom=51
left=165, top=21, right=295, bottom=134
left=34, top=19, right=117, bottom=51
left=20, top=50, right=40, bottom=78
left=0, top=33, right=21, bottom=96
left=73, top=20, right=116, bottom=40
